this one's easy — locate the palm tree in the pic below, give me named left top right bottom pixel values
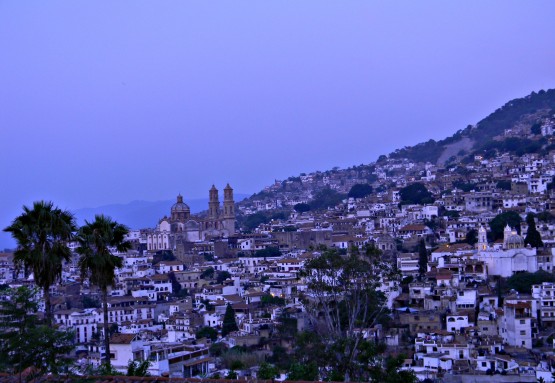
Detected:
left=3, top=201, right=76, bottom=327
left=76, top=214, right=130, bottom=367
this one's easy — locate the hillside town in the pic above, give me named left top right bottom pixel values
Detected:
left=5, top=114, right=555, bottom=382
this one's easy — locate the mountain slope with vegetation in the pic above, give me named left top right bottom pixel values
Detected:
left=237, top=88, right=555, bottom=222
left=387, top=89, right=555, bottom=165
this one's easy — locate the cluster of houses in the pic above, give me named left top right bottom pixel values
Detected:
left=7, top=121, right=555, bottom=381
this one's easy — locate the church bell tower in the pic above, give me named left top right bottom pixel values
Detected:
left=208, top=185, right=220, bottom=221
left=223, top=183, right=235, bottom=233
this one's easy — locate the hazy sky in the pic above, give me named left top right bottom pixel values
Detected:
left=1, top=1, right=555, bottom=244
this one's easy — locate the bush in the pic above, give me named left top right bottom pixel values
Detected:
left=506, top=271, right=555, bottom=294
left=348, top=184, right=373, bottom=199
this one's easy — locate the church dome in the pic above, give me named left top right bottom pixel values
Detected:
left=171, top=194, right=190, bottom=213
left=506, top=233, right=524, bottom=247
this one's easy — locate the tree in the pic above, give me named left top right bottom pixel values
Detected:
left=538, top=211, right=555, bottom=223
left=524, top=213, right=543, bottom=248
left=126, top=360, right=151, bottom=376
left=168, top=271, right=186, bottom=297
left=225, top=370, right=238, bottom=379
left=258, top=362, right=279, bottom=379
left=309, top=188, right=346, bottom=211
left=0, top=287, right=74, bottom=380
left=196, top=326, right=218, bottom=341
left=255, top=247, right=281, bottom=257
left=348, top=184, right=373, bottom=199
left=465, top=229, right=478, bottom=245
left=301, top=247, right=401, bottom=381
left=294, top=203, right=310, bottom=213
left=506, top=271, right=555, bottom=294
left=489, top=211, right=522, bottom=241
left=288, top=362, right=319, bottom=381
left=418, top=239, right=428, bottom=277
left=222, top=304, right=238, bottom=337
left=3, top=201, right=77, bottom=327
left=243, top=212, right=271, bottom=231
left=399, top=183, right=434, bottom=205
left=76, top=214, right=130, bottom=367
left=261, top=294, right=286, bottom=307
left=216, top=270, right=232, bottom=284
left=496, top=180, right=512, bottom=191
left=200, top=267, right=215, bottom=279
left=368, top=354, right=417, bottom=383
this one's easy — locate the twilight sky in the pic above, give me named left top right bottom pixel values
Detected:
left=1, top=1, right=555, bottom=247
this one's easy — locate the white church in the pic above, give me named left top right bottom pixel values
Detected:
left=474, top=224, right=538, bottom=277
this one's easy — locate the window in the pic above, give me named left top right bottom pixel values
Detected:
left=520, top=330, right=526, bottom=335
left=520, top=319, right=525, bottom=324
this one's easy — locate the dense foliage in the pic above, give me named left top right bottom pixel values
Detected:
left=524, top=213, right=543, bottom=248
left=506, top=271, right=555, bottom=294
left=222, top=304, right=239, bottom=337
left=348, top=183, right=373, bottom=199
left=240, top=211, right=289, bottom=231
left=385, top=89, right=555, bottom=164
left=298, top=246, right=415, bottom=382
left=489, top=211, right=522, bottom=241
left=3, top=201, right=77, bottom=327
left=293, top=203, right=310, bottom=213
left=309, top=188, right=346, bottom=211
left=399, top=183, right=434, bottom=205
left=76, top=214, right=131, bottom=367
left=254, top=247, right=281, bottom=257
left=0, top=287, right=74, bottom=377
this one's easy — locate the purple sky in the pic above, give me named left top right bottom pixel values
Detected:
left=1, top=1, right=555, bottom=247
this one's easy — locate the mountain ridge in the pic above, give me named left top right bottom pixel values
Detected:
left=238, top=88, right=555, bottom=211
left=386, top=88, right=555, bottom=166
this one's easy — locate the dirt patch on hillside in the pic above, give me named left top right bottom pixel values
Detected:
left=437, top=137, right=475, bottom=166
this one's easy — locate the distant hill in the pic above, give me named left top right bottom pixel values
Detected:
left=0, top=194, right=249, bottom=250
left=73, top=199, right=197, bottom=230
left=73, top=194, right=249, bottom=230
left=386, top=89, right=555, bottom=165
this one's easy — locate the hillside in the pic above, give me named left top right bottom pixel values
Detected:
left=387, top=89, right=555, bottom=165
left=237, top=88, right=555, bottom=218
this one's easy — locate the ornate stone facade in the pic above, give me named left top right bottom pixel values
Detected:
left=146, top=185, right=236, bottom=251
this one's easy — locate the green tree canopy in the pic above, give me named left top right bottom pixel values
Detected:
left=200, top=267, right=215, bottom=279
left=506, top=271, right=555, bottom=294
left=287, top=362, right=319, bottom=381
left=348, top=184, right=373, bottom=199
left=294, top=203, right=310, bottom=213
left=418, top=239, right=428, bottom=277
left=524, top=213, right=543, bottom=248
left=309, top=188, right=346, bottom=211
left=254, top=247, right=281, bottom=258
left=126, top=360, right=151, bottom=377
left=0, top=287, right=74, bottom=378
left=300, top=247, right=405, bottom=381
left=261, top=294, right=286, bottom=307
left=242, top=212, right=270, bottom=231
left=3, top=201, right=77, bottom=327
left=222, top=304, right=239, bottom=337
left=399, top=183, right=434, bottom=205
left=496, top=180, right=512, bottom=191
left=258, top=362, right=279, bottom=380
left=465, top=229, right=478, bottom=245
left=489, top=211, right=522, bottom=241
left=216, top=270, right=232, bottom=284
left=196, top=326, right=218, bottom=341
left=76, top=214, right=130, bottom=367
